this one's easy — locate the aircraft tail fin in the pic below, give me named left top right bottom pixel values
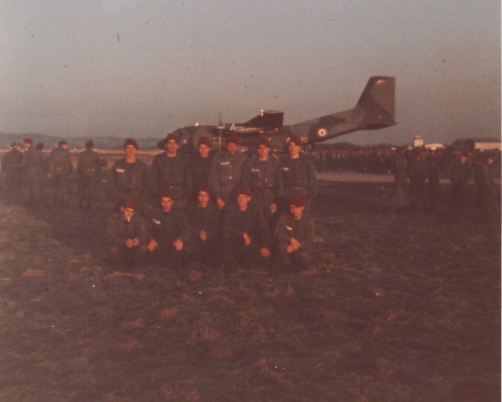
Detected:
left=355, top=76, right=395, bottom=129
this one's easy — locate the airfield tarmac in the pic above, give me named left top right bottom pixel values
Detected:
left=0, top=181, right=500, bottom=402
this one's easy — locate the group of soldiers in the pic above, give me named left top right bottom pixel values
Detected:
left=1, top=134, right=318, bottom=274
left=391, top=147, right=499, bottom=216
left=105, top=133, right=317, bottom=273
left=0, top=138, right=106, bottom=208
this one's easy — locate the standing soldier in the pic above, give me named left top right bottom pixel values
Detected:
left=146, top=191, right=191, bottom=270
left=47, top=140, right=73, bottom=207
left=184, top=186, right=220, bottom=268
left=110, top=138, right=149, bottom=212
left=189, top=136, right=214, bottom=200
left=151, top=133, right=192, bottom=209
left=474, top=154, right=498, bottom=217
left=274, top=195, right=315, bottom=272
left=208, top=133, right=247, bottom=211
left=1, top=142, right=23, bottom=203
left=21, top=141, right=47, bottom=206
left=391, top=148, right=409, bottom=212
left=408, top=149, right=428, bottom=213
left=242, top=138, right=283, bottom=231
left=105, top=199, right=148, bottom=269
left=221, top=187, right=271, bottom=274
left=279, top=135, right=317, bottom=210
left=427, top=149, right=441, bottom=213
left=449, top=152, right=472, bottom=216
left=77, top=140, right=107, bottom=209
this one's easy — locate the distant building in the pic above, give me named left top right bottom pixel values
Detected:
left=451, top=138, right=501, bottom=151
left=412, top=135, right=424, bottom=148
left=424, top=143, right=445, bottom=151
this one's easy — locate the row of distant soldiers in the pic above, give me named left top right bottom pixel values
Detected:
left=1, top=134, right=318, bottom=273
left=391, top=148, right=499, bottom=216
left=0, top=138, right=105, bottom=208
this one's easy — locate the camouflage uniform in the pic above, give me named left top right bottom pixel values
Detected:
left=21, top=146, right=47, bottom=205
left=208, top=150, right=247, bottom=205
left=110, top=158, right=149, bottom=211
left=184, top=201, right=220, bottom=266
left=147, top=207, right=191, bottom=269
left=151, top=152, right=192, bottom=208
left=77, top=148, right=107, bottom=209
left=47, top=146, right=73, bottom=207
left=274, top=210, right=315, bottom=270
left=221, top=203, right=271, bottom=272
left=105, top=213, right=148, bottom=268
left=1, top=146, right=23, bottom=202
left=279, top=154, right=317, bottom=207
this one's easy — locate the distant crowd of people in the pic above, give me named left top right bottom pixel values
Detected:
left=0, top=135, right=317, bottom=274
left=311, top=145, right=501, bottom=177
left=389, top=147, right=499, bottom=216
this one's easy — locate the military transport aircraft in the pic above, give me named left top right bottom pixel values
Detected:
left=165, top=76, right=395, bottom=153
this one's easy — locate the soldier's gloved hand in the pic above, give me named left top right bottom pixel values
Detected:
left=269, top=203, right=277, bottom=214
left=260, top=247, right=271, bottom=258
left=216, top=198, right=225, bottom=210
left=173, top=239, right=184, bottom=251
left=199, top=230, right=207, bottom=241
left=243, top=233, right=252, bottom=246
left=147, top=239, right=158, bottom=252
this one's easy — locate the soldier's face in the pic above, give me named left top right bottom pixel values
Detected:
left=122, top=207, right=135, bottom=220
left=161, top=197, right=174, bottom=212
left=460, top=155, right=468, bottom=164
left=197, top=191, right=210, bottom=207
left=258, top=144, right=270, bottom=159
left=125, top=145, right=137, bottom=159
left=227, top=142, right=238, bottom=155
left=290, top=204, right=305, bottom=220
left=237, top=193, right=251, bottom=208
left=198, top=144, right=210, bottom=158
left=23, top=142, right=32, bottom=150
left=61, top=144, right=68, bottom=150
left=288, top=142, right=301, bottom=157
left=487, top=157, right=494, bottom=166
left=166, top=140, right=179, bottom=155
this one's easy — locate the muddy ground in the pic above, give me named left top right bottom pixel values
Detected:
left=0, top=182, right=500, bottom=402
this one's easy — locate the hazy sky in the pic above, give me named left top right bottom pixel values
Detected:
left=0, top=0, right=500, bottom=145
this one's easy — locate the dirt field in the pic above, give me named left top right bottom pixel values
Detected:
left=0, top=182, right=500, bottom=402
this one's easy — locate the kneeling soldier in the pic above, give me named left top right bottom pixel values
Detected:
left=221, top=187, right=271, bottom=274
left=274, top=195, right=315, bottom=271
left=147, top=191, right=191, bottom=270
left=105, top=199, right=147, bottom=269
left=184, top=186, right=220, bottom=268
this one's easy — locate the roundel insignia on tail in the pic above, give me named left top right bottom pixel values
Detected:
left=316, top=127, right=328, bottom=138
